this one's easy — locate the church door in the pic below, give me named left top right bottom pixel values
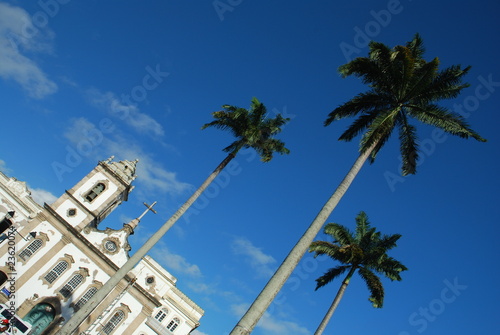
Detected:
left=22, top=303, right=55, bottom=335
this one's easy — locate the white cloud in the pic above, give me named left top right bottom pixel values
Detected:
left=231, top=237, right=276, bottom=278
left=29, top=187, right=57, bottom=205
left=188, top=282, right=215, bottom=294
left=63, top=117, right=97, bottom=146
left=151, top=245, right=202, bottom=277
left=86, top=88, right=164, bottom=136
left=0, top=160, right=12, bottom=175
left=186, top=280, right=240, bottom=304
left=231, top=303, right=310, bottom=335
left=63, top=117, right=191, bottom=196
left=257, top=313, right=311, bottom=335
left=136, top=156, right=191, bottom=195
left=191, top=331, right=209, bottom=335
left=0, top=2, right=57, bottom=98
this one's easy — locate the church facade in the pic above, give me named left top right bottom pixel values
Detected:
left=0, top=158, right=203, bottom=335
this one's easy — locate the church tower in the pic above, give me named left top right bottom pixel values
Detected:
left=49, top=156, right=138, bottom=232
left=0, top=158, right=204, bottom=335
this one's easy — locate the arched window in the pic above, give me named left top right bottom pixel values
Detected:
left=59, top=274, right=84, bottom=298
left=19, top=239, right=43, bottom=261
left=44, top=261, right=69, bottom=284
left=74, top=286, right=98, bottom=311
left=102, top=310, right=125, bottom=335
left=154, top=309, right=168, bottom=323
left=85, top=183, right=106, bottom=202
left=167, top=317, right=180, bottom=332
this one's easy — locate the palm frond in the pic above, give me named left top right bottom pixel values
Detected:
left=249, top=97, right=267, bottom=126
left=377, top=233, right=402, bottom=251
left=358, top=267, right=384, bottom=308
left=407, top=104, right=486, bottom=141
left=359, top=108, right=398, bottom=159
left=339, top=56, right=383, bottom=85
left=415, top=65, right=471, bottom=102
left=397, top=112, right=419, bottom=175
left=406, top=33, right=425, bottom=59
left=325, top=91, right=390, bottom=126
left=309, top=240, right=340, bottom=256
left=390, top=45, right=415, bottom=99
left=340, top=42, right=394, bottom=93
left=402, top=57, right=440, bottom=102
left=315, top=265, right=351, bottom=290
left=310, top=241, right=353, bottom=264
left=323, top=223, right=354, bottom=246
left=222, top=140, right=246, bottom=154
left=354, top=211, right=370, bottom=242
left=255, top=138, right=290, bottom=162
left=372, top=256, right=408, bottom=281
left=358, top=228, right=377, bottom=252
left=337, top=111, right=380, bottom=142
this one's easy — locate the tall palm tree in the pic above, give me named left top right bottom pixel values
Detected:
left=230, top=34, right=485, bottom=335
left=309, top=211, right=407, bottom=335
left=56, top=98, right=290, bottom=335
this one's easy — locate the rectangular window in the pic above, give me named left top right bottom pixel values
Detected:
left=155, top=310, right=167, bottom=322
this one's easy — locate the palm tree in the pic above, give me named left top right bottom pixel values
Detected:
left=229, top=34, right=485, bottom=335
left=56, top=98, right=290, bottom=335
left=309, top=211, right=407, bottom=335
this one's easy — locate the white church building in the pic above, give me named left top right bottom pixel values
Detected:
left=0, top=157, right=203, bottom=335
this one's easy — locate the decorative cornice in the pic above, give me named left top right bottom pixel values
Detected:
left=165, top=286, right=204, bottom=321
left=100, top=161, right=134, bottom=188
left=0, top=177, right=42, bottom=215
left=61, top=235, right=71, bottom=245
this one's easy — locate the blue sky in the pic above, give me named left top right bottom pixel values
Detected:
left=1, top=1, right=499, bottom=334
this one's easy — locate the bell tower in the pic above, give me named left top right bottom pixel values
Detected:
left=48, top=157, right=138, bottom=231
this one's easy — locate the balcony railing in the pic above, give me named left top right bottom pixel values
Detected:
left=146, top=316, right=171, bottom=335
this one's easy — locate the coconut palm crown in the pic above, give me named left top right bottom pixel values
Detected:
left=311, top=211, right=407, bottom=308
left=325, top=33, right=486, bottom=175
left=308, top=212, right=406, bottom=335
left=202, top=97, right=290, bottom=162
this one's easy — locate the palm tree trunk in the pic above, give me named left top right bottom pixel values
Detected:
left=56, top=153, right=236, bottom=335
left=314, top=267, right=357, bottom=335
left=229, top=145, right=375, bottom=335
